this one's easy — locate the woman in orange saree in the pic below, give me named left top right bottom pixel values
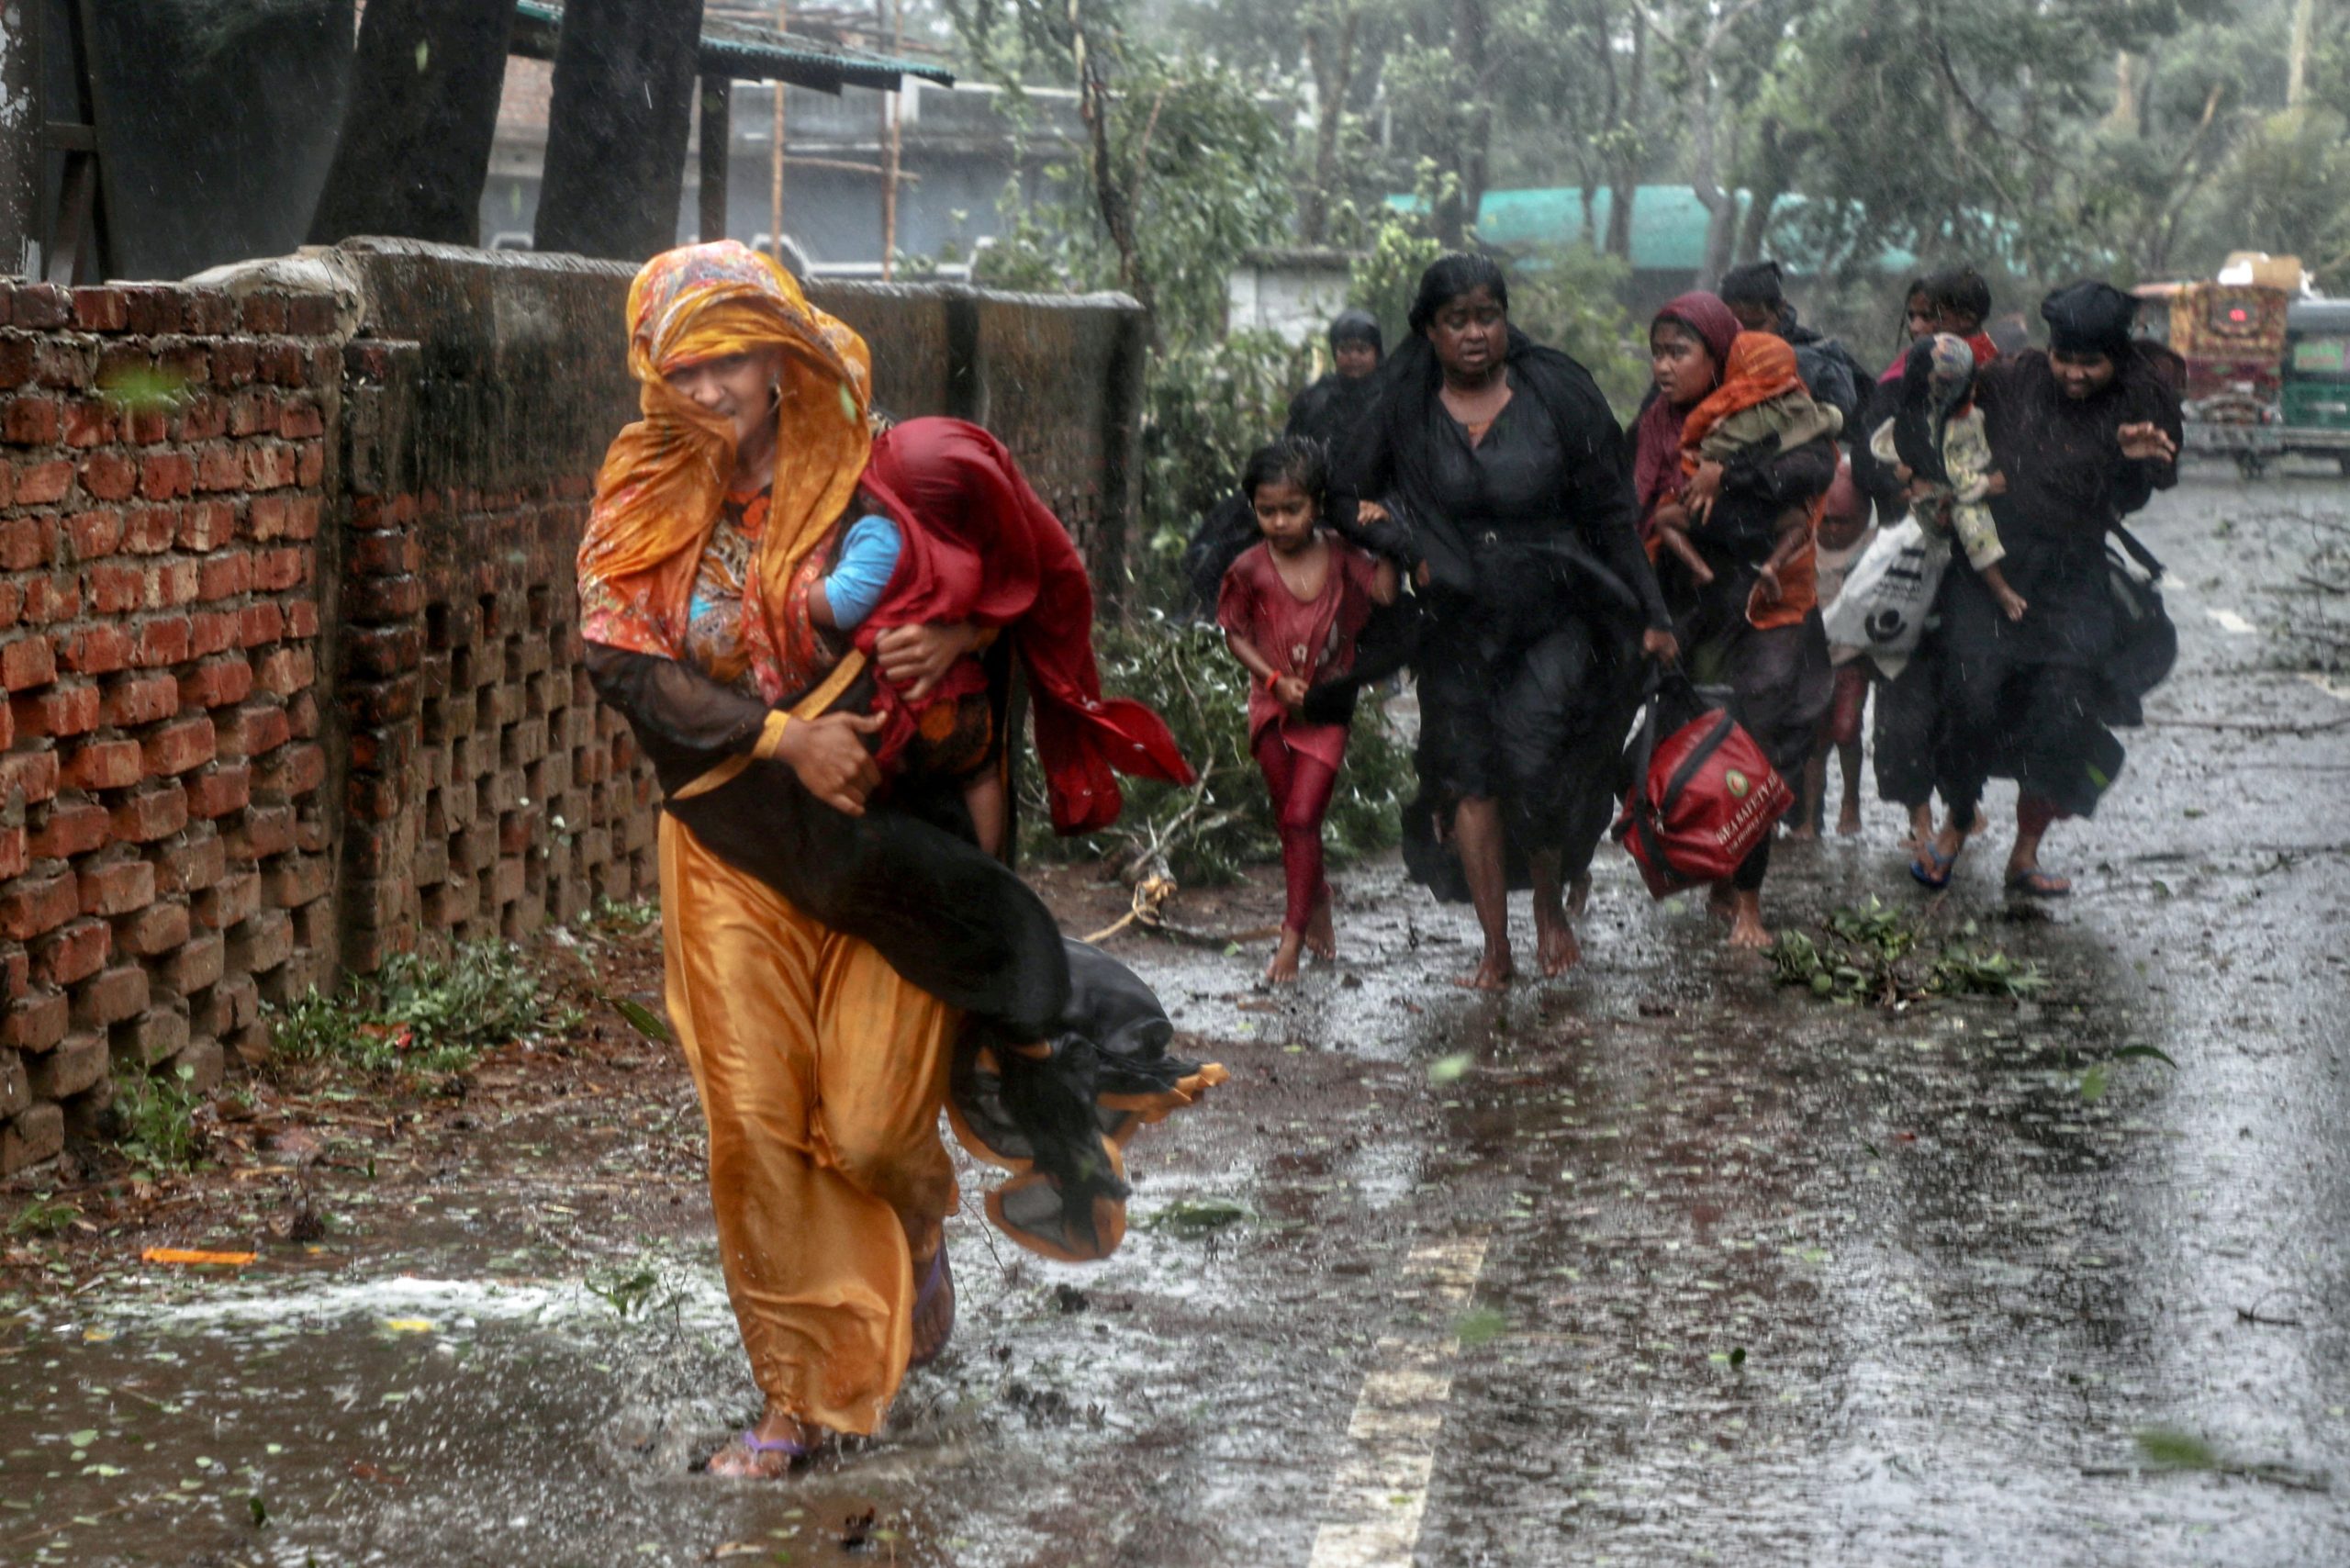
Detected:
left=578, top=241, right=1221, bottom=1476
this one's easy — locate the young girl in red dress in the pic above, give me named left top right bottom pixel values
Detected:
left=1217, top=438, right=1400, bottom=983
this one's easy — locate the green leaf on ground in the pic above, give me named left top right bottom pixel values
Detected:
left=2136, top=1428, right=2220, bottom=1470
left=2112, top=1045, right=2180, bottom=1069
left=1427, top=1053, right=1473, bottom=1084
left=1455, top=1307, right=1507, bottom=1349
left=1139, top=1197, right=1249, bottom=1236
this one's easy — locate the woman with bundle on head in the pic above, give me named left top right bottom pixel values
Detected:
left=1631, top=292, right=1838, bottom=947
left=1920, top=280, right=2182, bottom=896
left=1335, top=253, right=1677, bottom=989
left=577, top=241, right=1221, bottom=1477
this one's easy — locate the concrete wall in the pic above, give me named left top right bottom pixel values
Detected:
left=0, top=243, right=1145, bottom=1175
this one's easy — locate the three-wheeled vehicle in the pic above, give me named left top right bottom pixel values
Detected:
left=2133, top=279, right=2291, bottom=476
left=2280, top=298, right=2350, bottom=474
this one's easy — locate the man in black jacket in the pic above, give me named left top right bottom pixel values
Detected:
left=1718, top=260, right=1867, bottom=427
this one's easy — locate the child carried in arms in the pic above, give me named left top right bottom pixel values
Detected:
left=1664, top=331, right=1844, bottom=605
left=1872, top=332, right=2029, bottom=622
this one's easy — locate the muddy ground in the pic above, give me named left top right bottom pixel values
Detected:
left=3, top=470, right=2348, bottom=1567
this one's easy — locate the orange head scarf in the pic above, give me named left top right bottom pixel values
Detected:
left=1676, top=330, right=1805, bottom=465
left=576, top=241, right=875, bottom=655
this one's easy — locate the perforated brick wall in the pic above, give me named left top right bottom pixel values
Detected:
left=0, top=280, right=338, bottom=1174
left=0, top=242, right=1147, bottom=1178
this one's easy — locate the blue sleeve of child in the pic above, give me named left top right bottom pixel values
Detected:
left=822, top=515, right=902, bottom=630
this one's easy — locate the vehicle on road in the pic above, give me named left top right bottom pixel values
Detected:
left=2281, top=297, right=2350, bottom=475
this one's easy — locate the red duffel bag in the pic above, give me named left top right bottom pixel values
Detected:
left=1612, top=678, right=1794, bottom=898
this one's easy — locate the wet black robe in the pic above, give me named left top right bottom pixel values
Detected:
left=1932, top=346, right=2182, bottom=821
left=1334, top=329, right=1668, bottom=898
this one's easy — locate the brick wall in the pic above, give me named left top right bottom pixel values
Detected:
left=0, top=280, right=339, bottom=1175
left=0, top=243, right=1146, bottom=1177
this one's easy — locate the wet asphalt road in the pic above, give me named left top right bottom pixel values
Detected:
left=3, top=469, right=2348, bottom=1567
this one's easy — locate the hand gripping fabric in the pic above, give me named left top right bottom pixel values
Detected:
left=1612, top=674, right=1795, bottom=897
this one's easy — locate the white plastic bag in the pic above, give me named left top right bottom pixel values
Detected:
left=1820, top=517, right=1949, bottom=678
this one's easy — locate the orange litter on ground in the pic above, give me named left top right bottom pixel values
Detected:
left=140, top=1248, right=258, bottom=1267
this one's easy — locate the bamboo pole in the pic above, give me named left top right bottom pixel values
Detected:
left=769, top=1, right=787, bottom=263
left=880, top=0, right=902, bottom=281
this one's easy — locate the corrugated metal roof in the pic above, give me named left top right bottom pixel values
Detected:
left=510, top=0, right=955, bottom=95
left=1389, top=185, right=1919, bottom=275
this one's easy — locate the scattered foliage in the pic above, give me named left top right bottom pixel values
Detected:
left=1772, top=899, right=2046, bottom=1005
left=1022, top=616, right=1408, bottom=884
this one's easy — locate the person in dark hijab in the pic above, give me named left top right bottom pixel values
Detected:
left=1181, top=310, right=1388, bottom=615
left=1286, top=308, right=1385, bottom=449
left=1334, top=253, right=1676, bottom=988
left=1918, top=279, right=2181, bottom=898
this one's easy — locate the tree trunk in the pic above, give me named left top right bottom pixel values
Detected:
left=1686, top=45, right=1735, bottom=287
left=535, top=0, right=706, bottom=260
left=1438, top=0, right=1490, bottom=245
left=307, top=0, right=514, bottom=245
left=1299, top=7, right=1359, bottom=246
left=2288, top=0, right=2316, bottom=107
left=1603, top=6, right=1643, bottom=261
left=1733, top=117, right=1796, bottom=263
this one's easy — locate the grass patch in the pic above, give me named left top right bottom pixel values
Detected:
left=110, top=1062, right=204, bottom=1173
left=266, top=939, right=574, bottom=1077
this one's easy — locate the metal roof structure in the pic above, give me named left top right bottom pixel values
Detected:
left=509, top=1, right=955, bottom=94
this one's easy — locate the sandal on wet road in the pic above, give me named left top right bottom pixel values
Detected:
left=2006, top=867, right=2072, bottom=899
left=1909, top=843, right=1958, bottom=890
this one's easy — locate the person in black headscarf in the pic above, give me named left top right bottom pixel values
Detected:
left=1286, top=308, right=1385, bottom=449
left=1181, top=310, right=1388, bottom=615
left=1917, top=280, right=2181, bottom=897
left=1334, top=253, right=1677, bottom=988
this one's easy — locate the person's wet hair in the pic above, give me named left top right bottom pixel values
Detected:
left=1242, top=435, right=1329, bottom=506
left=1925, top=266, right=1993, bottom=326
left=1408, top=253, right=1510, bottom=334
left=1718, top=260, right=1786, bottom=310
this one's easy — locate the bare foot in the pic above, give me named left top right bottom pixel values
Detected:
left=1903, top=805, right=1935, bottom=854
left=1567, top=874, right=1591, bottom=917
left=1836, top=807, right=1863, bottom=836
left=707, top=1407, right=815, bottom=1478
left=1454, top=949, right=1514, bottom=990
left=1266, top=930, right=1304, bottom=985
left=1535, top=916, right=1582, bottom=977
left=1725, top=889, right=1772, bottom=949
left=1787, top=823, right=1818, bottom=843
left=1305, top=895, right=1337, bottom=962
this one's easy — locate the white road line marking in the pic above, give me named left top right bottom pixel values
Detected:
left=2204, top=608, right=2256, bottom=634
left=1306, top=1235, right=1490, bottom=1568
left=2302, top=671, right=2350, bottom=702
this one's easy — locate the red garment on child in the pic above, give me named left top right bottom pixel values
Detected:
left=1215, top=536, right=1382, bottom=773
left=1253, top=728, right=1339, bottom=933
left=863, top=418, right=1195, bottom=834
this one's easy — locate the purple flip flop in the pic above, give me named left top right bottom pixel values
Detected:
left=908, top=1244, right=955, bottom=1370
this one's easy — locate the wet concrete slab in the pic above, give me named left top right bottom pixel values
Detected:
left=5, top=473, right=2349, bottom=1565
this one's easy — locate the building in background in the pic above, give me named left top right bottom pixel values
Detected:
left=486, top=2, right=1080, bottom=276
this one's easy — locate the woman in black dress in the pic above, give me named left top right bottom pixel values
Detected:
left=1339, top=255, right=1676, bottom=988
left=1919, top=281, right=2182, bottom=895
